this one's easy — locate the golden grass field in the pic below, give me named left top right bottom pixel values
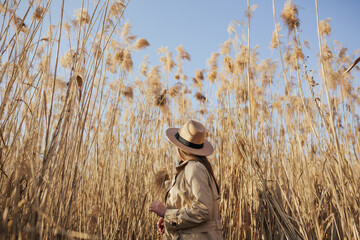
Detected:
left=0, top=0, right=359, bottom=239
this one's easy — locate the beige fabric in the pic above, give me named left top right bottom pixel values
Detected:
left=163, top=160, right=223, bottom=240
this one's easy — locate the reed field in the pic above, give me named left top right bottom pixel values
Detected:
left=0, top=0, right=359, bottom=239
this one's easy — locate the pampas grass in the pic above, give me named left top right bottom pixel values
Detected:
left=0, top=0, right=359, bottom=239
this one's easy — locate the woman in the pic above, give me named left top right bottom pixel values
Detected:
left=149, top=120, right=223, bottom=239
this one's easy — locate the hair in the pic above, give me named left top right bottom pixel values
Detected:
left=177, top=148, right=220, bottom=195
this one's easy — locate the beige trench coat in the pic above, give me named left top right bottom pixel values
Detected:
left=163, top=160, right=223, bottom=240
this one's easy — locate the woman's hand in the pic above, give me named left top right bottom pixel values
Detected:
left=149, top=201, right=167, bottom=217
left=157, top=217, right=165, bottom=235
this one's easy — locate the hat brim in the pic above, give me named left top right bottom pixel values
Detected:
left=166, top=128, right=214, bottom=156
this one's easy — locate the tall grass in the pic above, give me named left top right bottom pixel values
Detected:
left=0, top=0, right=359, bottom=239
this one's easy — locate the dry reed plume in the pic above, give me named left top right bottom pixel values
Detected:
left=0, top=0, right=359, bottom=239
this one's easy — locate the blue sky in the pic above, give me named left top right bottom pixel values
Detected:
left=124, top=0, right=360, bottom=80
left=12, top=0, right=360, bottom=96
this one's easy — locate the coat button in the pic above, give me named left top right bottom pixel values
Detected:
left=172, top=222, right=177, bottom=226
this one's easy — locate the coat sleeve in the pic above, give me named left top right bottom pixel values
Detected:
left=164, top=161, right=213, bottom=232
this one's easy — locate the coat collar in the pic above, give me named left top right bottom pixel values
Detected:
left=175, top=159, right=195, bottom=172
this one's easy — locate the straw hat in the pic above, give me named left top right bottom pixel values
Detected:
left=166, top=120, right=214, bottom=156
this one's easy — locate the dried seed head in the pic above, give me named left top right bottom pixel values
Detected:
left=292, top=45, right=304, bottom=61
left=245, top=4, right=258, bottom=19
left=12, top=15, right=28, bottom=33
left=208, top=71, right=217, bottom=83
left=74, top=8, right=90, bottom=25
left=208, top=52, right=219, bottom=67
left=319, top=18, right=332, bottom=37
left=342, top=79, right=353, bottom=99
left=114, top=49, right=124, bottom=65
left=181, top=74, right=188, bottom=81
left=320, top=43, right=333, bottom=62
left=160, top=52, right=175, bottom=72
left=56, top=78, right=67, bottom=90
left=258, top=59, right=277, bottom=87
left=121, top=49, right=133, bottom=73
left=122, top=86, right=134, bottom=99
left=220, top=39, right=232, bottom=55
left=328, top=68, right=341, bottom=90
left=207, top=52, right=219, bottom=83
left=270, top=23, right=282, bottom=49
left=235, top=45, right=248, bottom=72
left=109, top=1, right=125, bottom=18
left=157, top=46, right=168, bottom=54
left=92, top=41, right=102, bottom=60
left=295, top=45, right=304, bottom=59
left=199, top=108, right=207, bottom=115
left=280, top=0, right=300, bottom=32
left=0, top=3, right=6, bottom=14
left=216, top=82, right=229, bottom=99
left=121, top=20, right=132, bottom=39
left=192, top=77, right=203, bottom=91
left=223, top=56, right=234, bottom=73
left=140, top=55, right=149, bottom=76
left=59, top=49, right=75, bottom=69
left=105, top=52, right=115, bottom=73
left=147, top=66, right=161, bottom=87
left=64, top=22, right=71, bottom=33
left=155, top=89, right=167, bottom=107
left=134, top=38, right=150, bottom=50
left=227, top=22, right=236, bottom=35
left=338, top=48, right=347, bottom=60
left=195, top=70, right=204, bottom=81
left=284, top=45, right=304, bottom=70
left=168, top=84, right=182, bottom=98
left=164, top=52, right=176, bottom=72
left=195, top=92, right=206, bottom=102
left=176, top=45, right=191, bottom=61
left=32, top=7, right=46, bottom=21
left=182, top=85, right=191, bottom=95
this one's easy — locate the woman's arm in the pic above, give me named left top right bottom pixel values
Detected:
left=163, top=161, right=213, bottom=232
